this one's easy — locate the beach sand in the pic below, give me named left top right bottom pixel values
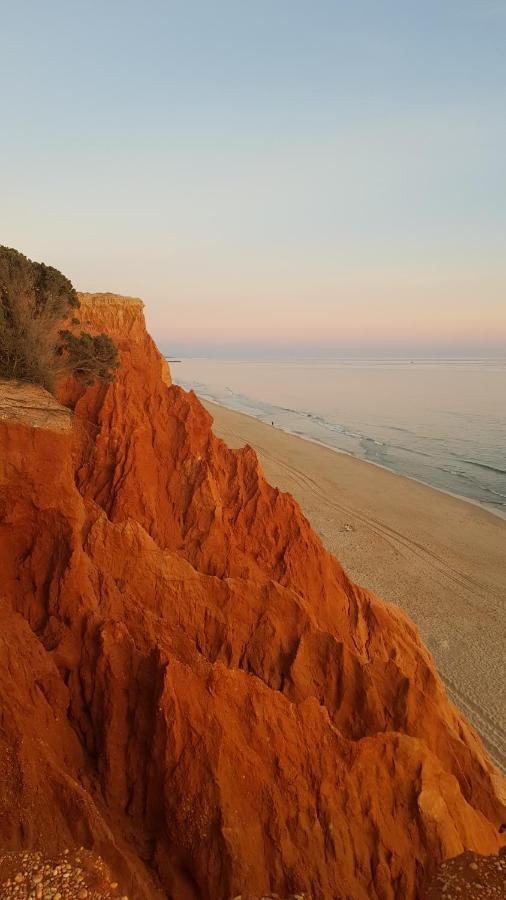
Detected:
left=204, top=400, right=506, bottom=773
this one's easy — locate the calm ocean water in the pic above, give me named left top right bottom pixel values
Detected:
left=173, top=358, right=506, bottom=518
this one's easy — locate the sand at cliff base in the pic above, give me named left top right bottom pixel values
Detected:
left=204, top=400, right=506, bottom=773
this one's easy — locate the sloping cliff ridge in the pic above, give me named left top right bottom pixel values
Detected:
left=0, top=293, right=504, bottom=899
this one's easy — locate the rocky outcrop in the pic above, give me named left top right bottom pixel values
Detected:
left=0, top=293, right=504, bottom=899
left=76, top=292, right=171, bottom=386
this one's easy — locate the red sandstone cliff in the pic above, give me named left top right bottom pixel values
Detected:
left=0, top=293, right=504, bottom=900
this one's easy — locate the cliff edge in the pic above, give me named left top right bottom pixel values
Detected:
left=0, top=293, right=504, bottom=899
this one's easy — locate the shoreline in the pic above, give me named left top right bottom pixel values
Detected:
left=198, top=394, right=506, bottom=523
left=203, top=398, right=506, bottom=773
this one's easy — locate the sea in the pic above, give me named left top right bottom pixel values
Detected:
left=172, top=357, right=506, bottom=519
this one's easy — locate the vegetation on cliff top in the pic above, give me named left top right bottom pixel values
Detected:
left=0, top=246, right=118, bottom=393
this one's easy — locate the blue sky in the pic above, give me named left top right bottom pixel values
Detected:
left=1, top=0, right=505, bottom=355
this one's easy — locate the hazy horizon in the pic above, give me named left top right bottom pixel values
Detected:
left=2, top=1, right=506, bottom=356
left=162, top=343, right=506, bottom=361
left=164, top=349, right=506, bottom=361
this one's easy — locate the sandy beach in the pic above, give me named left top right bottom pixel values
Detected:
left=204, top=400, right=506, bottom=773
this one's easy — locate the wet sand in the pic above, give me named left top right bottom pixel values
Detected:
left=204, top=400, right=506, bottom=773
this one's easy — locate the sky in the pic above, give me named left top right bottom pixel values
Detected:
left=1, top=0, right=505, bottom=357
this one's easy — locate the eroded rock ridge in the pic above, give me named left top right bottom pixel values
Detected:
left=0, top=293, right=504, bottom=899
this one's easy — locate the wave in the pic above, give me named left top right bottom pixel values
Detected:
left=463, top=459, right=506, bottom=477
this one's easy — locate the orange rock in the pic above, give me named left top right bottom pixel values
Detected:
left=0, top=294, right=503, bottom=900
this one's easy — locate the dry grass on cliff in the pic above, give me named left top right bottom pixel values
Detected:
left=0, top=302, right=66, bottom=393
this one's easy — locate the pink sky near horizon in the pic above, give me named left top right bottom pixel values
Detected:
left=6, top=233, right=504, bottom=354
left=139, top=271, right=506, bottom=351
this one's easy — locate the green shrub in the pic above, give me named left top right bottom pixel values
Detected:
left=0, top=246, right=118, bottom=393
left=57, top=330, right=119, bottom=386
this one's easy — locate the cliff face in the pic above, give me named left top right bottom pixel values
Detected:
left=0, top=294, right=504, bottom=900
